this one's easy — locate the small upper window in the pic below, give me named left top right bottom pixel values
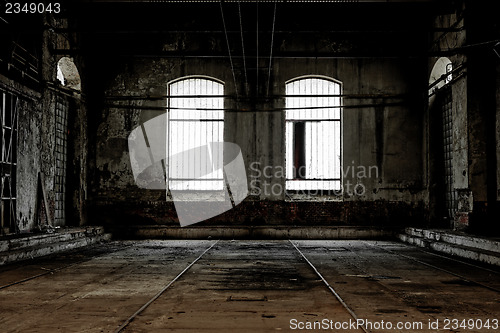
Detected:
left=56, top=57, right=81, bottom=90
left=429, top=57, right=452, bottom=95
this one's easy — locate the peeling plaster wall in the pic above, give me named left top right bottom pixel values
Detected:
left=15, top=88, right=88, bottom=231
left=15, top=95, right=43, bottom=230
left=1, top=14, right=89, bottom=232
left=3, top=80, right=60, bottom=232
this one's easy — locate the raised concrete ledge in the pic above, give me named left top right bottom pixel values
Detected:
left=124, top=226, right=398, bottom=240
left=398, top=227, right=500, bottom=266
left=0, top=227, right=106, bottom=253
left=0, top=227, right=111, bottom=266
left=403, top=228, right=500, bottom=253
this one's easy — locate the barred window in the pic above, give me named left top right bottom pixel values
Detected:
left=167, top=77, right=224, bottom=191
left=0, top=91, right=18, bottom=233
left=285, top=77, right=342, bottom=191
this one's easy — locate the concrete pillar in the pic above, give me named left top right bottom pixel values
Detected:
left=496, top=62, right=500, bottom=228
left=452, top=66, right=470, bottom=230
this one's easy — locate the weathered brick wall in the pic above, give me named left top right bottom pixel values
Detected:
left=91, top=197, right=427, bottom=233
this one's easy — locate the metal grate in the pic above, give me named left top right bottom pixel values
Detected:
left=285, top=77, right=342, bottom=191
left=9, top=42, right=40, bottom=85
left=167, top=77, right=224, bottom=191
left=54, top=96, right=69, bottom=225
left=440, top=86, right=456, bottom=220
left=0, top=91, right=18, bottom=234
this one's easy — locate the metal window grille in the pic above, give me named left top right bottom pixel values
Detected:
left=285, top=77, right=342, bottom=191
left=167, top=77, right=224, bottom=191
left=54, top=96, right=69, bottom=224
left=0, top=91, right=18, bottom=233
left=440, top=86, right=457, bottom=220
left=10, top=41, right=40, bottom=85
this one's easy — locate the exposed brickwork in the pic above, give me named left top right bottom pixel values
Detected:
left=91, top=197, right=427, bottom=234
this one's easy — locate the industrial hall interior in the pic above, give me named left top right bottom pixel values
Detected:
left=0, top=0, right=499, bottom=332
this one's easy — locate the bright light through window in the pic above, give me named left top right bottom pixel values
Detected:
left=57, top=65, right=65, bottom=85
left=167, top=77, right=224, bottom=191
left=285, top=77, right=342, bottom=191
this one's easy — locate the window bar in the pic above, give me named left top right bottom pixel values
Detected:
left=293, top=122, right=305, bottom=180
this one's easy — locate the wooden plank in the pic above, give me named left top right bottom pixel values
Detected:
left=36, top=172, right=53, bottom=227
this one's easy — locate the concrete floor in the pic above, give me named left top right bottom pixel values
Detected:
left=0, top=240, right=499, bottom=333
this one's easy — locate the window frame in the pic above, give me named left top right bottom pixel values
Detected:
left=284, top=75, right=343, bottom=197
left=166, top=75, right=225, bottom=192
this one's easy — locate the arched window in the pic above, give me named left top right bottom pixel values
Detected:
left=285, top=76, right=342, bottom=191
left=56, top=57, right=81, bottom=90
left=429, top=57, right=452, bottom=96
left=167, top=76, right=224, bottom=191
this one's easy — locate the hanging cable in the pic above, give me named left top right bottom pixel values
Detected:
left=256, top=0, right=259, bottom=97
left=266, top=0, right=277, bottom=97
left=219, top=0, right=239, bottom=103
left=237, top=0, right=249, bottom=97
